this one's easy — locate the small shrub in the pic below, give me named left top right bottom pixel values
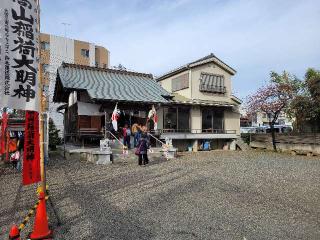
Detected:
left=49, top=118, right=61, bottom=150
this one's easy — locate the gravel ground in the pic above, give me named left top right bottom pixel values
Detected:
left=1, top=150, right=320, bottom=240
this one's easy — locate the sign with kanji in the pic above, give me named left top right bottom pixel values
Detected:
left=23, top=111, right=41, bottom=185
left=0, top=0, right=40, bottom=111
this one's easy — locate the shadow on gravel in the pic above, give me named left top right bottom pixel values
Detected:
left=53, top=169, right=155, bottom=239
left=147, top=156, right=167, bottom=166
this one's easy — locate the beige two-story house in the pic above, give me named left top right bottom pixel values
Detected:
left=156, top=53, right=241, bottom=151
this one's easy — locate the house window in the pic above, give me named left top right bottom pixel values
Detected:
left=81, top=49, right=89, bottom=58
left=163, top=107, right=190, bottom=131
left=41, top=42, right=50, bottom=50
left=178, top=107, right=190, bottom=130
left=164, top=107, right=177, bottom=130
left=199, top=73, right=226, bottom=94
left=172, top=73, right=189, bottom=92
left=202, top=108, right=224, bottom=132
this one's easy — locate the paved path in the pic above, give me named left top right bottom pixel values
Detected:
left=1, top=151, right=320, bottom=239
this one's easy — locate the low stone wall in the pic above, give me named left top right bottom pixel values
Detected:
left=56, top=146, right=113, bottom=164
left=250, top=133, right=320, bottom=156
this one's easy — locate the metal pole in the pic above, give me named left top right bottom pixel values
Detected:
left=63, top=116, right=66, bottom=158
left=106, top=130, right=125, bottom=147
left=148, top=132, right=166, bottom=146
left=46, top=113, right=49, bottom=160
left=43, top=112, right=48, bottom=165
left=104, top=111, right=107, bottom=139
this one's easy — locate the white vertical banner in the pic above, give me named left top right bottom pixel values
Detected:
left=0, top=0, right=40, bottom=111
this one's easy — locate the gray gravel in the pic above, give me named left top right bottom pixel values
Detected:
left=1, top=150, right=320, bottom=240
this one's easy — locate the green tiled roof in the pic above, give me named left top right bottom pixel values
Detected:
left=54, top=63, right=171, bottom=103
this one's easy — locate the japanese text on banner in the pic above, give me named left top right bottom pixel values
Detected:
left=0, top=0, right=40, bottom=111
left=23, top=110, right=41, bottom=185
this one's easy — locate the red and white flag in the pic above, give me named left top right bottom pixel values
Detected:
left=148, top=105, right=158, bottom=130
left=111, top=103, right=120, bottom=131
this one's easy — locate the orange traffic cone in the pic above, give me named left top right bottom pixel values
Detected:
left=29, top=192, right=52, bottom=239
left=9, top=224, right=20, bottom=240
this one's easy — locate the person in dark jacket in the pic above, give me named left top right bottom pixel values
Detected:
left=136, top=127, right=149, bottom=166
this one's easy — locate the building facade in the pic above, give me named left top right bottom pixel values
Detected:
left=53, top=63, right=170, bottom=144
left=53, top=53, right=241, bottom=151
left=156, top=53, right=241, bottom=150
left=39, top=33, right=110, bottom=129
left=251, top=111, right=293, bottom=127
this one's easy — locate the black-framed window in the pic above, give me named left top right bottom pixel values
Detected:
left=202, top=108, right=224, bottom=132
left=163, top=106, right=190, bottom=131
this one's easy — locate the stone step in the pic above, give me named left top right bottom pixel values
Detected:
left=235, top=138, right=250, bottom=151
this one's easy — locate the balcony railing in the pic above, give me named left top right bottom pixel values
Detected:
left=199, top=85, right=226, bottom=94
left=154, top=129, right=237, bottom=134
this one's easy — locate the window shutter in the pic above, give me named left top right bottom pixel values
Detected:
left=199, top=73, right=225, bottom=93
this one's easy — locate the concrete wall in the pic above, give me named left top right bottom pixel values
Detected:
left=250, top=133, right=320, bottom=155
left=89, top=43, right=96, bottom=67
left=159, top=69, right=191, bottom=98
left=74, top=40, right=90, bottom=66
left=49, top=35, right=75, bottom=131
left=172, top=139, right=193, bottom=151
left=250, top=141, right=320, bottom=156
left=191, top=106, right=201, bottom=131
left=158, top=61, right=235, bottom=104
left=191, top=63, right=233, bottom=103
left=95, top=46, right=109, bottom=68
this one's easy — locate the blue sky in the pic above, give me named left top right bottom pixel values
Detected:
left=40, top=0, right=320, bottom=99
